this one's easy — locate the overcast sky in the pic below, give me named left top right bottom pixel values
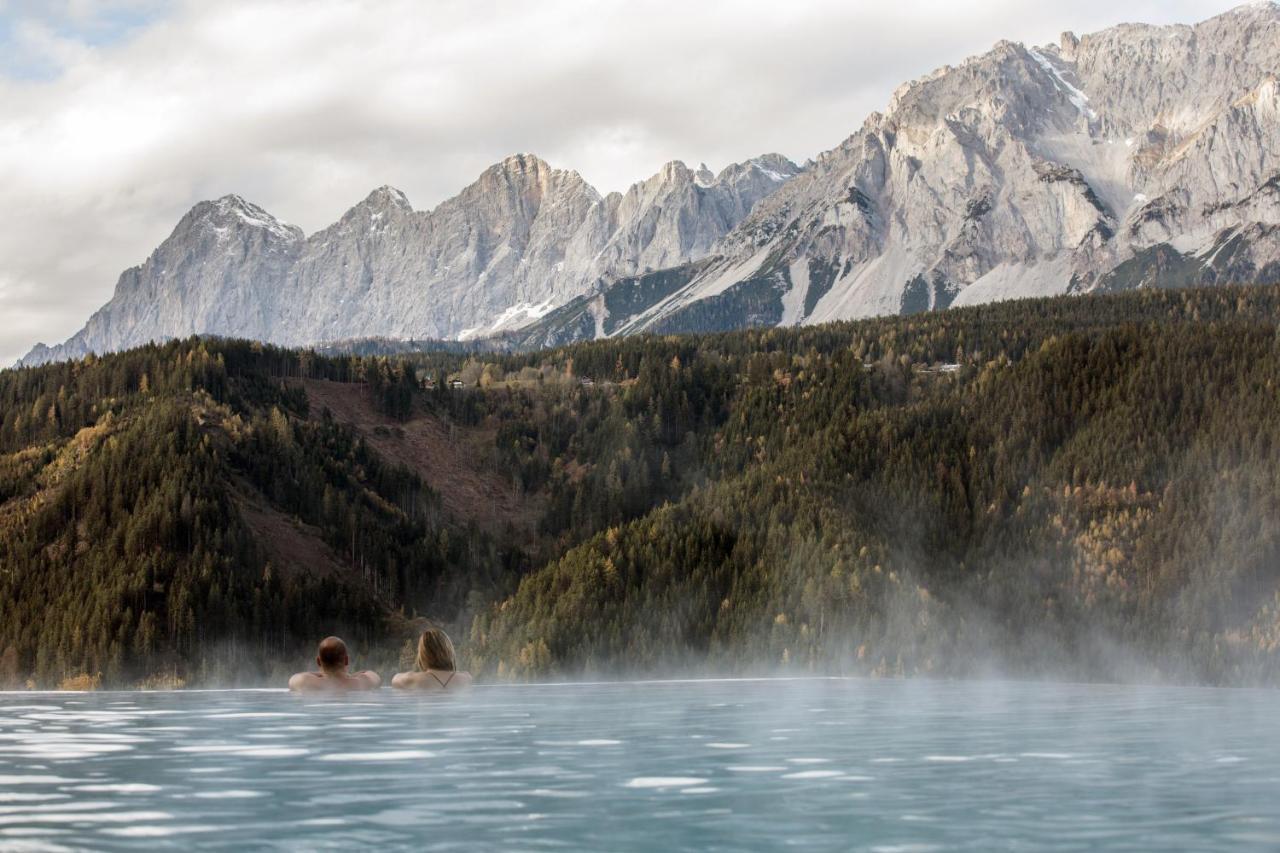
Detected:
left=0, top=0, right=1248, bottom=365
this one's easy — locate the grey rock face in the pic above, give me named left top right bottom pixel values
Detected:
left=601, top=3, right=1280, bottom=336
left=21, top=153, right=798, bottom=364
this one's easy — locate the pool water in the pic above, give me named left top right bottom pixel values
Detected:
left=1, top=678, right=1277, bottom=850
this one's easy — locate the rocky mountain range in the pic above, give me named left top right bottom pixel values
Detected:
left=20, top=153, right=800, bottom=365
left=20, top=3, right=1280, bottom=365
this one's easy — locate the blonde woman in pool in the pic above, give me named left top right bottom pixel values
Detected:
left=392, top=628, right=473, bottom=691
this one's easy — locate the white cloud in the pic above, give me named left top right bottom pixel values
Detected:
left=0, top=0, right=1248, bottom=364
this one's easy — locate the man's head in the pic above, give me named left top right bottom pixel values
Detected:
left=316, top=636, right=349, bottom=673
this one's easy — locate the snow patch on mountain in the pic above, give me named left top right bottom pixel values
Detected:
left=1029, top=48, right=1098, bottom=121
left=458, top=298, right=559, bottom=340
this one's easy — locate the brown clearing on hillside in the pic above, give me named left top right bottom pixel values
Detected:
left=294, top=378, right=543, bottom=543
left=233, top=478, right=351, bottom=583
left=232, top=478, right=418, bottom=633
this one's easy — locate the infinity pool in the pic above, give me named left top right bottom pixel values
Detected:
left=1, top=678, right=1277, bottom=850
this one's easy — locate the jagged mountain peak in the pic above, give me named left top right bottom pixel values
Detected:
left=1059, top=31, right=1081, bottom=60
left=186, top=194, right=303, bottom=242
left=481, top=152, right=586, bottom=188
left=464, top=153, right=600, bottom=211
left=738, top=154, right=802, bottom=182
left=648, top=159, right=729, bottom=190
left=1216, top=1, right=1280, bottom=21
left=361, top=185, right=413, bottom=211
left=633, top=156, right=802, bottom=194
left=496, top=151, right=551, bottom=172
left=315, top=186, right=417, bottom=246
left=656, top=159, right=696, bottom=181
left=209, top=193, right=279, bottom=221
left=747, top=152, right=800, bottom=169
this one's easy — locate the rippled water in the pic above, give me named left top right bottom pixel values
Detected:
left=1, top=678, right=1278, bottom=850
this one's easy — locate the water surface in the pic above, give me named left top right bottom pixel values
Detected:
left=1, top=678, right=1277, bottom=850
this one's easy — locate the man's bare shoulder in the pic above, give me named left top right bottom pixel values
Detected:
left=291, top=670, right=381, bottom=692
left=351, top=670, right=382, bottom=690
left=288, top=671, right=326, bottom=692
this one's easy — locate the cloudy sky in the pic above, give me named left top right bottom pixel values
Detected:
left=0, top=0, right=1247, bottom=364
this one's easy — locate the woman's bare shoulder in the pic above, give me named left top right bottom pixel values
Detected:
left=391, top=671, right=426, bottom=689
left=391, top=670, right=473, bottom=690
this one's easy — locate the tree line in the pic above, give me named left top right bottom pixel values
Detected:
left=3, top=284, right=1280, bottom=686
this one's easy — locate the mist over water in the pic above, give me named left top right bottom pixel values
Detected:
left=2, top=678, right=1277, bottom=850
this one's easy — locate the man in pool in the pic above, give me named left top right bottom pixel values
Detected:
left=288, top=636, right=382, bottom=692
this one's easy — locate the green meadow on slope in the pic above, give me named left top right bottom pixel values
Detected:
left=3, top=285, right=1280, bottom=687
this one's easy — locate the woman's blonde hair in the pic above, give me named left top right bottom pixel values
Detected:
left=416, top=628, right=457, bottom=672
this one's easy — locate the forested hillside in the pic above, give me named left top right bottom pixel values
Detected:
left=4, top=285, right=1280, bottom=687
